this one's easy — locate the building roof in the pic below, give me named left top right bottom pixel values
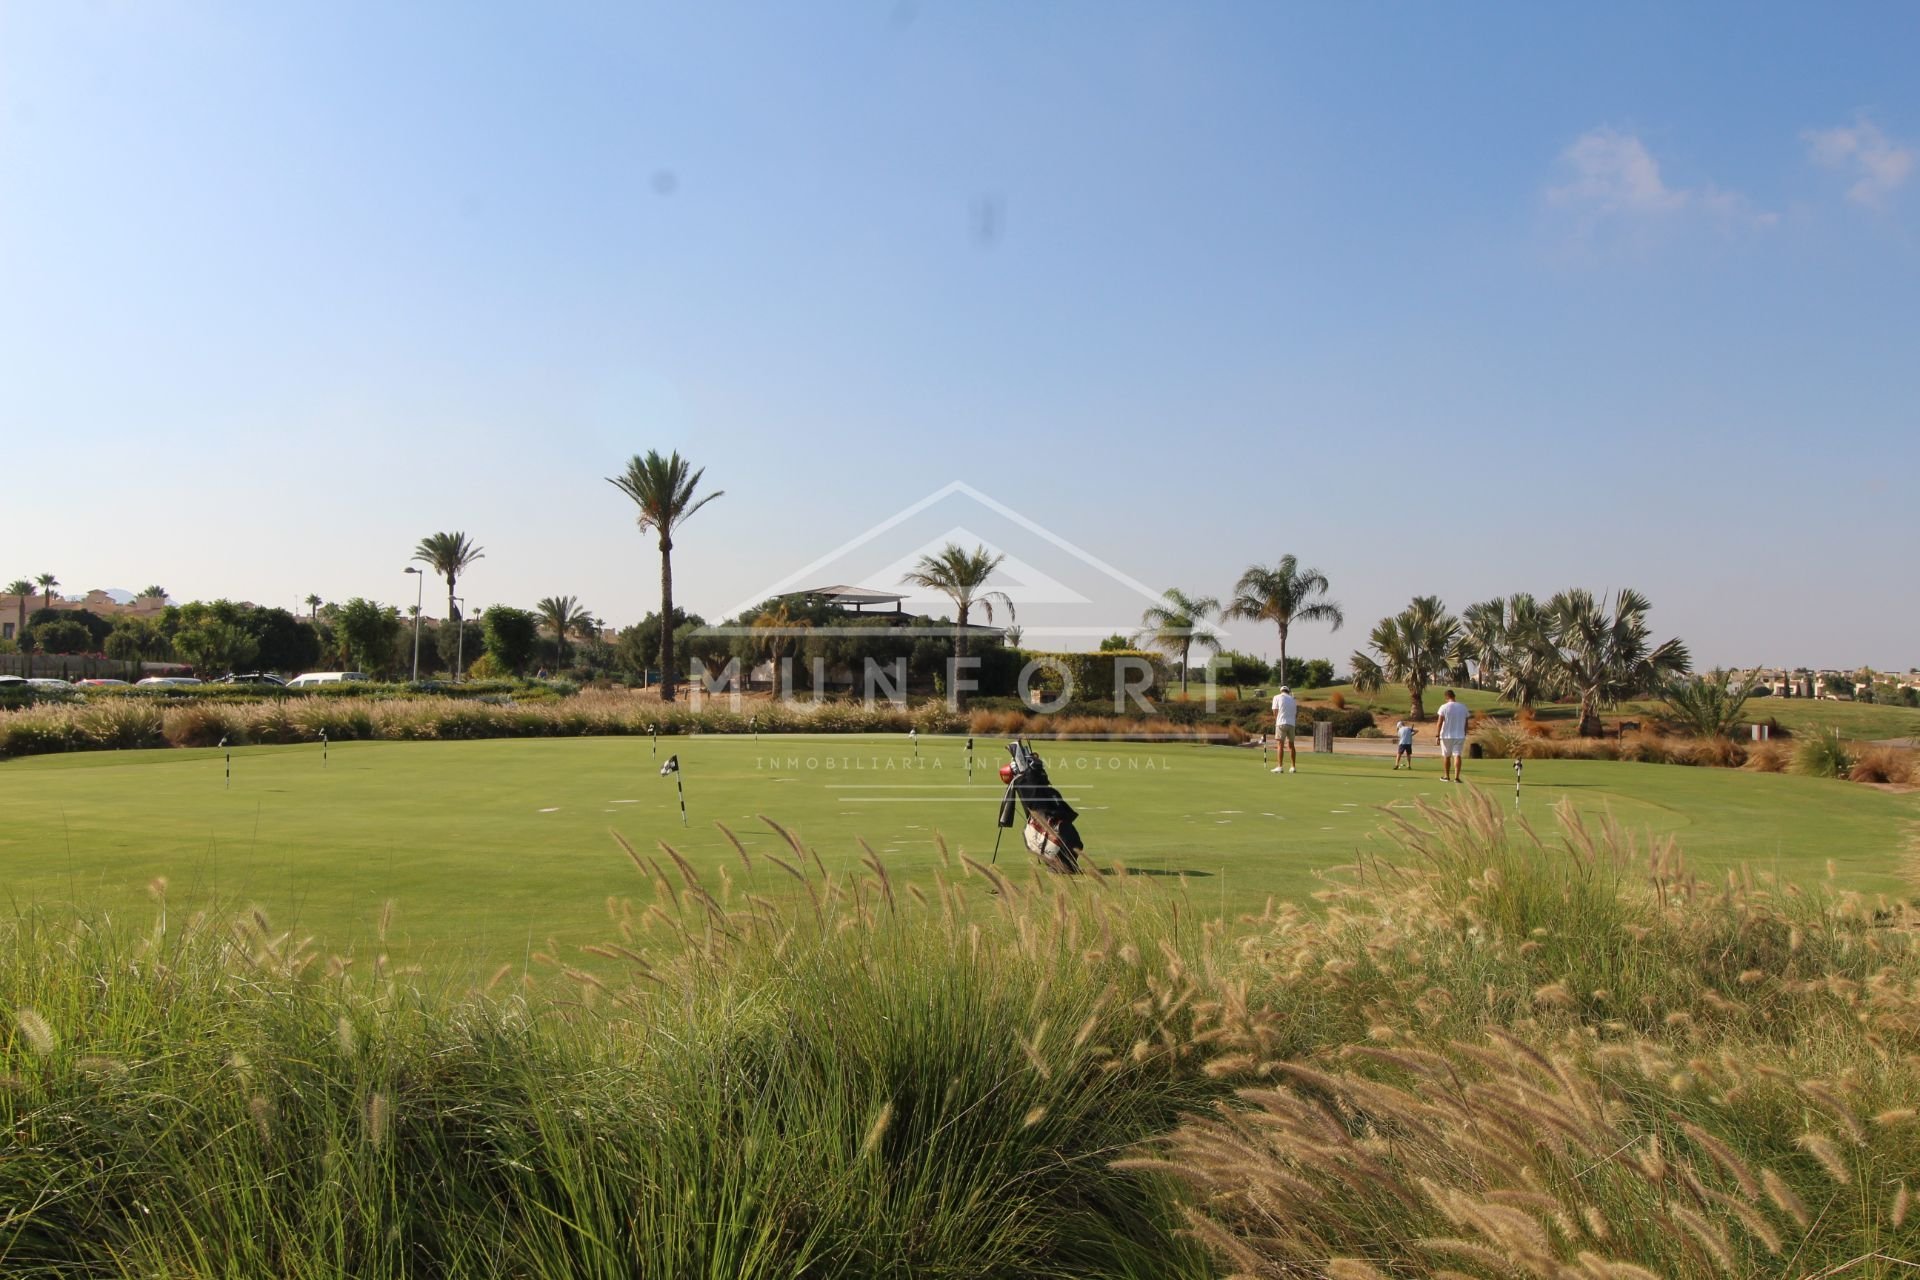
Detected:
left=783, top=584, right=908, bottom=607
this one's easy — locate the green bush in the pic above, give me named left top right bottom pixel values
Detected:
left=1793, top=724, right=1853, bottom=778
left=1022, top=650, right=1166, bottom=703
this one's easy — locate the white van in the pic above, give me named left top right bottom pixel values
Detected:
left=286, top=671, right=373, bottom=688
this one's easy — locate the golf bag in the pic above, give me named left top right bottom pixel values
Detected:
left=996, top=740, right=1084, bottom=875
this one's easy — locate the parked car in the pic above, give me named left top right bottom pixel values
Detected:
left=285, top=671, right=372, bottom=688
left=219, top=672, right=288, bottom=686
left=76, top=678, right=130, bottom=687
left=26, top=678, right=78, bottom=691
left=136, top=676, right=204, bottom=687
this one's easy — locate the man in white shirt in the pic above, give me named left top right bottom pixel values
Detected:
left=1435, top=689, right=1471, bottom=782
left=1270, top=685, right=1299, bottom=773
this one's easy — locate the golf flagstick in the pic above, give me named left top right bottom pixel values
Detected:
left=320, top=730, right=328, bottom=768
left=910, top=727, right=918, bottom=760
left=649, top=724, right=657, bottom=758
left=1513, top=756, right=1522, bottom=801
left=221, top=737, right=230, bottom=789
left=661, top=754, right=686, bottom=826
left=966, top=736, right=974, bottom=781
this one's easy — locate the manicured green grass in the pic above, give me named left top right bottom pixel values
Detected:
left=1291, top=682, right=1513, bottom=717
left=1633, top=693, right=1920, bottom=742
left=1, top=734, right=1912, bottom=975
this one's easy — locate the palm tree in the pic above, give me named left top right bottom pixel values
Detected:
left=608, top=451, right=723, bottom=703
left=1349, top=595, right=1460, bottom=721
left=1491, top=593, right=1562, bottom=711
left=1662, top=668, right=1753, bottom=740
left=304, top=593, right=323, bottom=619
left=140, top=586, right=168, bottom=604
left=1456, top=598, right=1508, bottom=688
left=1226, top=557, right=1344, bottom=686
left=536, top=595, right=592, bottom=663
left=901, top=543, right=1015, bottom=709
left=1546, top=587, right=1691, bottom=737
left=7, top=579, right=31, bottom=642
left=413, top=532, right=485, bottom=638
left=750, top=603, right=805, bottom=694
left=1137, top=588, right=1221, bottom=694
left=35, top=573, right=59, bottom=611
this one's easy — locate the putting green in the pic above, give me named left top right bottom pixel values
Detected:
left=2, top=735, right=1912, bottom=977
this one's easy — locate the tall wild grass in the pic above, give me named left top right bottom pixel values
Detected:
left=4, top=798, right=1917, bottom=1276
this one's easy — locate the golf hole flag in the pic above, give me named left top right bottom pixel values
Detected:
left=661, top=754, right=687, bottom=826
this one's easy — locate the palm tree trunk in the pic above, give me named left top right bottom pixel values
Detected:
left=1179, top=639, right=1189, bottom=694
left=1277, top=625, right=1289, bottom=689
left=659, top=535, right=677, bottom=703
left=953, top=602, right=970, bottom=708
left=1409, top=679, right=1425, bottom=722
left=1578, top=690, right=1602, bottom=738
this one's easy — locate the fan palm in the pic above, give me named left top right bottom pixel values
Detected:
left=7, top=580, right=31, bottom=642
left=35, top=573, right=59, bottom=610
left=1492, top=593, right=1563, bottom=711
left=1225, top=557, right=1343, bottom=686
left=140, top=586, right=168, bottom=604
left=1546, top=588, right=1691, bottom=737
left=1350, top=595, right=1460, bottom=721
left=1456, top=598, right=1507, bottom=688
left=536, top=595, right=593, bottom=663
left=413, top=532, right=485, bottom=637
left=304, top=594, right=323, bottom=619
left=901, top=543, right=1014, bottom=709
left=608, top=451, right=723, bottom=703
left=1137, top=588, right=1221, bottom=693
left=1662, top=668, right=1753, bottom=740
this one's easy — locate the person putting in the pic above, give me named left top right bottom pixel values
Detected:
left=1435, top=689, right=1471, bottom=783
left=1270, top=684, right=1299, bottom=773
left=1394, top=720, right=1414, bottom=769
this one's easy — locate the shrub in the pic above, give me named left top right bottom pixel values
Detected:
left=1745, top=741, right=1792, bottom=773
left=1849, top=745, right=1915, bottom=786
left=1471, top=724, right=1522, bottom=759
left=0, top=709, right=77, bottom=757
left=1794, top=725, right=1852, bottom=779
left=75, top=701, right=165, bottom=750
left=162, top=704, right=243, bottom=748
left=1328, top=691, right=1345, bottom=709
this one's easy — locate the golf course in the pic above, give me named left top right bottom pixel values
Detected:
left=5, top=733, right=1913, bottom=977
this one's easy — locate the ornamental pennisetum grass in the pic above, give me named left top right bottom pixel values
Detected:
left=1126, top=793, right=1920, bottom=1278
left=3, top=795, right=1916, bottom=1277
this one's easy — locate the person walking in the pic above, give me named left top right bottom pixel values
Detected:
left=1270, top=684, right=1299, bottom=773
left=1435, top=689, right=1471, bottom=783
left=1394, top=720, right=1414, bottom=769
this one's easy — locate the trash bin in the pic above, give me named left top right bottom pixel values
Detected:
left=1469, top=741, right=1484, bottom=759
left=1312, top=722, right=1334, bottom=753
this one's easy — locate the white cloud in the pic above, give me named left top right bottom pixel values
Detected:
left=1803, top=116, right=1914, bottom=208
left=1545, top=128, right=1774, bottom=231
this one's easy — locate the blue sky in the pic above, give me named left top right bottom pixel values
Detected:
left=1, top=2, right=1914, bottom=668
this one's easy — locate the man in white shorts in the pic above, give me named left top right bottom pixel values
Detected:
left=1435, top=689, right=1471, bottom=783
left=1270, top=684, right=1298, bottom=773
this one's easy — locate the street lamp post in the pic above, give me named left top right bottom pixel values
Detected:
left=404, top=567, right=424, bottom=683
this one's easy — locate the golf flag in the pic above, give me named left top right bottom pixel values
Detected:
left=661, top=754, right=686, bottom=826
